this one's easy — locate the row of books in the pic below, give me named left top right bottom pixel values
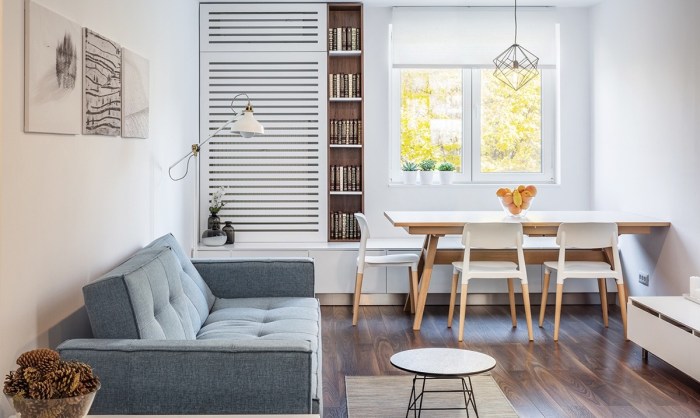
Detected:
left=329, top=73, right=361, bottom=98
left=330, top=212, right=360, bottom=240
left=328, top=27, right=361, bottom=51
left=330, top=165, right=362, bottom=192
left=329, top=119, right=362, bottom=145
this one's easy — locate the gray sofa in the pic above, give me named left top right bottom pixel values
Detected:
left=57, top=233, right=321, bottom=415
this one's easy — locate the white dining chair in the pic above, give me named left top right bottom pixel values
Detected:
left=353, top=213, right=420, bottom=326
left=448, top=223, right=534, bottom=341
left=538, top=222, right=627, bottom=341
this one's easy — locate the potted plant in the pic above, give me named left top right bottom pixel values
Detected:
left=418, top=159, right=436, bottom=185
left=401, top=161, right=419, bottom=184
left=437, top=162, right=456, bottom=184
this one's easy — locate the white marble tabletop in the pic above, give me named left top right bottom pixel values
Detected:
left=390, top=348, right=497, bottom=377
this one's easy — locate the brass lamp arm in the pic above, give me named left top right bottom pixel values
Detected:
left=168, top=93, right=253, bottom=181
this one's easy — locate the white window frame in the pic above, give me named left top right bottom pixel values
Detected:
left=390, top=67, right=556, bottom=184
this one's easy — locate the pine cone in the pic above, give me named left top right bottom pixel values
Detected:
left=3, top=369, right=29, bottom=396
left=28, top=380, right=54, bottom=400
left=47, top=367, right=76, bottom=398
left=16, top=349, right=60, bottom=374
left=21, top=366, right=42, bottom=385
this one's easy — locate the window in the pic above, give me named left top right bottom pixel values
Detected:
left=393, top=68, right=555, bottom=183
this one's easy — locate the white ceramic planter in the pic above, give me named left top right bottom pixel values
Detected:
left=419, top=171, right=434, bottom=185
left=438, top=171, right=454, bottom=184
left=403, top=170, right=418, bottom=185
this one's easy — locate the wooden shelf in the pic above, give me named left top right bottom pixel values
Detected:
left=329, top=50, right=362, bottom=56
left=329, top=97, right=362, bottom=102
left=330, top=191, right=363, bottom=195
left=328, top=3, right=363, bottom=243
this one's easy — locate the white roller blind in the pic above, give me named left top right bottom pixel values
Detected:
left=392, top=7, right=557, bottom=67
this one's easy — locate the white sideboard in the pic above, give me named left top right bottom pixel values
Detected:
left=628, top=296, right=700, bottom=382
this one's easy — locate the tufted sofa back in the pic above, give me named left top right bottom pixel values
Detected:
left=83, top=243, right=210, bottom=340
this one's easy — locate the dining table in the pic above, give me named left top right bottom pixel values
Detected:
left=383, top=210, right=671, bottom=331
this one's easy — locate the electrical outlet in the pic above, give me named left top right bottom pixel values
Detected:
left=639, top=272, right=650, bottom=286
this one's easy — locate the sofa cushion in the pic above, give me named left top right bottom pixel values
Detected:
left=145, top=233, right=215, bottom=331
left=84, top=246, right=196, bottom=340
left=197, top=297, right=321, bottom=400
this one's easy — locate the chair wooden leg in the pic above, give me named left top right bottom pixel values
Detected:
left=553, top=283, right=564, bottom=341
left=617, top=283, right=628, bottom=340
left=521, top=283, right=534, bottom=341
left=598, top=278, right=609, bottom=327
left=507, top=278, right=517, bottom=327
left=539, top=269, right=551, bottom=327
left=458, top=283, right=469, bottom=342
left=447, top=271, right=459, bottom=327
left=352, top=272, right=364, bottom=326
left=409, top=267, right=419, bottom=314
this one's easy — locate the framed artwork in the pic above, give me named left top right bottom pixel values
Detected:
left=121, top=48, right=150, bottom=138
left=24, top=1, right=82, bottom=134
left=83, top=28, right=121, bottom=136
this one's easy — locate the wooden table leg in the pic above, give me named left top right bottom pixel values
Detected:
left=413, top=234, right=440, bottom=331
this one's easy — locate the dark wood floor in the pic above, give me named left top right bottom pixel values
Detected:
left=321, top=304, right=700, bottom=417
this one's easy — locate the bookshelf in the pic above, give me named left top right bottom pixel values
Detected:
left=328, top=3, right=363, bottom=242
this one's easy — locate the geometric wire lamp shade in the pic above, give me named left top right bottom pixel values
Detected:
left=493, top=44, right=540, bottom=91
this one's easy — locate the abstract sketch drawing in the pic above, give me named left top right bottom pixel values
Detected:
left=24, top=1, right=82, bottom=134
left=83, top=28, right=121, bottom=136
left=122, top=49, right=150, bottom=138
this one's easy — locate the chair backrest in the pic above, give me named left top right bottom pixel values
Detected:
left=462, top=222, right=523, bottom=249
left=355, top=213, right=370, bottom=269
left=461, top=222, right=526, bottom=274
left=556, top=222, right=618, bottom=249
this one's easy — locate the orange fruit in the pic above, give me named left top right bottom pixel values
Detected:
left=521, top=200, right=531, bottom=210
left=522, top=190, right=533, bottom=199
left=517, top=185, right=526, bottom=192
left=525, top=185, right=538, bottom=196
left=509, top=204, right=522, bottom=215
left=496, top=188, right=508, bottom=197
left=502, top=193, right=513, bottom=205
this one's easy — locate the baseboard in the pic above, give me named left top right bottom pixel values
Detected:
left=317, top=292, right=612, bottom=306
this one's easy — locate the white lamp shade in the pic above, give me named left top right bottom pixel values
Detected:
left=230, top=110, right=264, bottom=138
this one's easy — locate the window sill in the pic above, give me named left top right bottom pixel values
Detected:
left=388, top=181, right=557, bottom=187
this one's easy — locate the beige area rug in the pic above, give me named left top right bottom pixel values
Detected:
left=346, top=375, right=518, bottom=417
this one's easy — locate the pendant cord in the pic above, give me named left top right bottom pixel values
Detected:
left=514, top=0, right=518, bottom=45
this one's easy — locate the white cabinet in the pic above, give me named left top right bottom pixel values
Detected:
left=230, top=250, right=309, bottom=258
left=628, top=297, right=700, bottom=382
left=311, top=250, right=386, bottom=294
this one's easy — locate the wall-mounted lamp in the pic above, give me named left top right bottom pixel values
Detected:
left=169, top=93, right=264, bottom=181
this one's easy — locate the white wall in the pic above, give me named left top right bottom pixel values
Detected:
left=362, top=7, right=592, bottom=237
left=590, top=0, right=700, bottom=296
left=0, top=2, right=197, bottom=414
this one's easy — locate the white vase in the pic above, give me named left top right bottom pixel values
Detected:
left=419, top=171, right=434, bottom=185
left=438, top=171, right=454, bottom=184
left=403, top=171, right=418, bottom=185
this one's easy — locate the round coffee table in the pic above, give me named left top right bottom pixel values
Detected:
left=390, top=348, right=497, bottom=417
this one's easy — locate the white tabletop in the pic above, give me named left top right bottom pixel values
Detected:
left=385, top=210, right=670, bottom=228
left=390, top=348, right=497, bottom=377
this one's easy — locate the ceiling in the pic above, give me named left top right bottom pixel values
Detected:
left=352, top=0, right=604, bottom=6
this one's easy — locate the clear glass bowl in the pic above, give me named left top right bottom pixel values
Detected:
left=6, top=386, right=98, bottom=418
left=498, top=196, right=535, bottom=218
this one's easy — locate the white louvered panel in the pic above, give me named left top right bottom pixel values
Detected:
left=200, top=51, right=327, bottom=242
left=200, top=3, right=327, bottom=52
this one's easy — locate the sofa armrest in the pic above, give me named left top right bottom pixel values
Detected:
left=57, top=338, right=313, bottom=415
left=192, top=258, right=315, bottom=298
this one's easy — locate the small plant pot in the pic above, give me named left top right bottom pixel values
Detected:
left=403, top=171, right=418, bottom=185
left=438, top=171, right=454, bottom=185
left=419, top=171, right=434, bottom=185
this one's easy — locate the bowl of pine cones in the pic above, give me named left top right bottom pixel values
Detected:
left=3, top=348, right=100, bottom=418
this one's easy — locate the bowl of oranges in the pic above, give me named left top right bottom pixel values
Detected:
left=496, top=185, right=537, bottom=217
